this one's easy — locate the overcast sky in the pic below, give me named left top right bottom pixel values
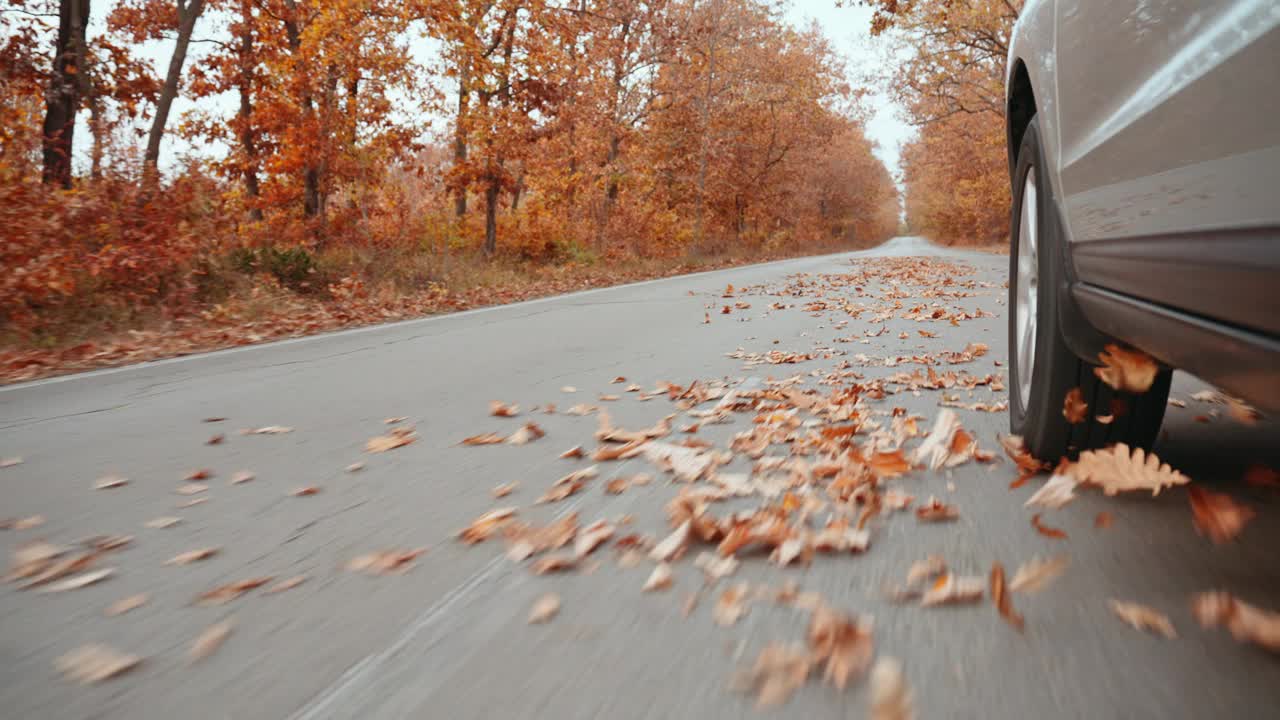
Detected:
left=79, top=1, right=911, bottom=181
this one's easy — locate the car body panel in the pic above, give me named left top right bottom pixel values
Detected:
left=1006, top=0, right=1280, bottom=409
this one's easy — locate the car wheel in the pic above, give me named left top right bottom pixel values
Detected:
left=1008, top=116, right=1172, bottom=462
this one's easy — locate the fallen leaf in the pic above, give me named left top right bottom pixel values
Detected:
left=489, top=401, right=520, bottom=417
left=530, top=552, right=578, bottom=574
left=1244, top=464, right=1280, bottom=488
left=1191, top=591, right=1280, bottom=652
left=291, top=486, right=320, bottom=496
left=1009, top=556, right=1068, bottom=595
left=695, top=551, right=739, bottom=582
left=507, top=422, right=546, bottom=445
left=869, top=657, right=914, bottom=720
left=1225, top=396, right=1260, bottom=426
left=650, top=520, right=692, bottom=562
left=346, top=462, right=365, bottom=473
left=6, top=540, right=67, bottom=582
left=808, top=605, right=875, bottom=689
left=1094, top=344, right=1159, bottom=392
left=41, top=568, right=114, bottom=593
left=265, top=576, right=307, bottom=594
left=561, top=386, right=577, bottom=393
left=1024, top=471, right=1077, bottom=509
left=346, top=549, right=426, bottom=575
left=604, top=477, right=629, bottom=494
left=175, top=483, right=208, bottom=495
left=537, top=479, right=587, bottom=504
left=458, top=508, right=517, bottom=543
left=713, top=583, right=751, bottom=626
left=177, top=497, right=207, bottom=508
left=1094, top=511, right=1113, bottom=528
left=1188, top=486, right=1255, bottom=544
left=185, top=469, right=212, bottom=480
left=990, top=562, right=1024, bottom=631
left=1075, top=444, right=1190, bottom=496
left=1, top=456, right=24, bottom=468
left=643, top=562, right=674, bottom=591
left=230, top=471, right=255, bottom=485
left=1031, top=513, right=1068, bottom=540
left=733, top=643, right=811, bottom=708
left=203, top=417, right=226, bottom=423
left=11, top=515, right=45, bottom=530
left=910, top=410, right=974, bottom=469
left=915, top=496, right=958, bottom=522
left=920, top=574, right=984, bottom=606
left=1109, top=599, right=1176, bottom=638
left=384, top=416, right=408, bottom=424
left=559, top=446, right=585, bottom=459
left=95, top=475, right=128, bottom=490
left=189, top=619, right=233, bottom=662
left=206, top=434, right=225, bottom=445
left=245, top=425, right=293, bottom=434
left=104, top=594, right=148, bottom=616
left=166, top=548, right=219, bottom=565
left=1096, top=414, right=1114, bottom=425
left=365, top=427, right=417, bottom=453
left=1063, top=387, right=1088, bottom=423
left=82, top=535, right=132, bottom=552
left=460, top=432, right=506, bottom=445
left=528, top=593, right=561, bottom=623
left=56, top=644, right=142, bottom=684
left=491, top=481, right=518, bottom=498
left=573, top=520, right=615, bottom=558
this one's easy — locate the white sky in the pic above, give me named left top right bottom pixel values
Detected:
left=76, top=1, right=911, bottom=182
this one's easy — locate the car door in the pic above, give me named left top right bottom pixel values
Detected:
left=1052, top=0, right=1280, bottom=335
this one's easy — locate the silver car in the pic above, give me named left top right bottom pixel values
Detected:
left=1004, top=0, right=1280, bottom=460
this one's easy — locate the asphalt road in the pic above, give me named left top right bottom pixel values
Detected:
left=3, top=236, right=1278, bottom=720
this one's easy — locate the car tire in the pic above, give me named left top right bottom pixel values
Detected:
left=1008, top=116, right=1171, bottom=462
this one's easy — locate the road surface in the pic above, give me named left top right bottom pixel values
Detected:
left=2, top=236, right=1278, bottom=719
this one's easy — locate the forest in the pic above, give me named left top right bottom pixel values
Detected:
left=0, top=0, right=1012, bottom=377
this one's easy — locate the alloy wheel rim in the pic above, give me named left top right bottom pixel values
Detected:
left=1015, top=171, right=1038, bottom=410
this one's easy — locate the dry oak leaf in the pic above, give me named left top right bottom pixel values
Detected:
left=650, top=519, right=692, bottom=562
left=910, top=410, right=971, bottom=470
left=206, top=434, right=225, bottom=445
left=1063, top=387, right=1088, bottom=423
left=56, top=644, right=142, bottom=685
left=1009, top=556, right=1069, bottom=595
left=41, top=568, right=114, bottom=593
left=230, top=471, right=255, bottom=485
left=604, top=477, right=629, bottom=494
left=1188, top=486, right=1255, bottom=544
left=175, top=483, right=208, bottom=495
left=530, top=552, right=578, bottom=575
left=920, top=574, right=984, bottom=606
left=573, top=520, right=615, bottom=559
left=1031, top=513, right=1068, bottom=540
left=95, top=475, right=128, bottom=490
left=714, top=583, right=750, bottom=626
left=808, top=605, right=875, bottom=690
left=189, top=619, right=233, bottom=663
left=291, top=486, right=321, bottom=496
left=346, top=549, right=426, bottom=575
left=365, top=427, right=417, bottom=453
left=528, top=593, right=561, bottom=624
left=643, top=563, right=674, bottom=591
left=733, top=643, right=812, bottom=709
left=167, top=547, right=219, bottom=565
left=537, top=479, right=587, bottom=504
left=1094, top=344, right=1158, bottom=392
left=915, top=496, right=958, bottom=523
left=185, top=469, right=213, bottom=480
left=990, top=562, right=1024, bottom=632
left=1109, top=599, right=1176, bottom=639
left=458, top=508, right=516, bottom=544
left=11, top=515, right=44, bottom=530
left=265, top=576, right=307, bottom=594
left=1191, top=591, right=1280, bottom=652
left=196, top=577, right=273, bottom=605
left=105, top=594, right=148, bottom=616
left=695, top=551, right=740, bottom=582
left=245, top=425, right=292, bottom=435
left=489, top=401, right=519, bottom=417
left=460, top=432, right=506, bottom=446
left=491, top=481, right=518, bottom=499
left=507, top=422, right=546, bottom=445
left=560, top=446, right=585, bottom=459
left=869, top=657, right=914, bottom=720
left=1075, top=444, right=1190, bottom=496
left=1024, top=471, right=1078, bottom=510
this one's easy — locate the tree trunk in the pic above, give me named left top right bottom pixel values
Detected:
left=42, top=0, right=90, bottom=189
left=483, top=170, right=499, bottom=256
left=236, top=3, right=262, bottom=220
left=88, top=94, right=103, bottom=181
left=143, top=0, right=206, bottom=187
left=453, top=61, right=470, bottom=218
left=509, top=168, right=524, bottom=212
left=282, top=0, right=320, bottom=219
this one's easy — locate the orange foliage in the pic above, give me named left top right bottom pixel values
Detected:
left=1, top=0, right=898, bottom=351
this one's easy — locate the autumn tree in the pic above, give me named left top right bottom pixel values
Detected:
left=858, top=0, right=1020, bottom=243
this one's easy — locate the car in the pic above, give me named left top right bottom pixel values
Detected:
left=1003, top=0, right=1280, bottom=461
